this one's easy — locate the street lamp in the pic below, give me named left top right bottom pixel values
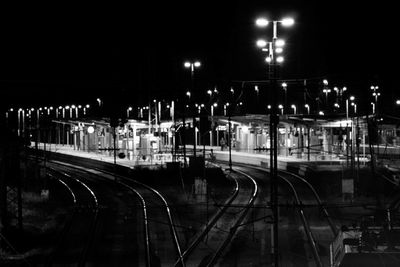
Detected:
left=322, top=79, right=331, bottom=109
left=282, top=82, right=287, bottom=111
left=255, top=85, right=259, bottom=104
left=372, top=92, right=380, bottom=103
left=224, top=103, right=230, bottom=116
left=370, top=85, right=379, bottom=114
left=291, top=104, right=296, bottom=114
left=346, top=96, right=355, bottom=119
left=184, top=60, right=201, bottom=158
left=65, top=105, right=72, bottom=118
left=71, top=105, right=78, bottom=118
left=84, top=104, right=90, bottom=116
left=370, top=85, right=379, bottom=92
left=304, top=104, right=310, bottom=114
left=323, top=88, right=331, bottom=102
left=127, top=107, right=133, bottom=118
left=211, top=103, right=217, bottom=116
left=256, top=17, right=294, bottom=267
left=278, top=104, right=284, bottom=115
left=351, top=102, right=357, bottom=114
left=57, top=106, right=64, bottom=118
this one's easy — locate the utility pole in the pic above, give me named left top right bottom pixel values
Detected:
left=184, top=61, right=201, bottom=159
left=271, top=40, right=279, bottom=266
left=192, top=69, right=197, bottom=158
left=182, top=100, right=187, bottom=168
left=228, top=113, right=232, bottom=170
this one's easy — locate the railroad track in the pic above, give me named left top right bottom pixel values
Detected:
left=47, top=159, right=185, bottom=267
left=173, top=164, right=258, bottom=267
left=32, top=152, right=333, bottom=266
left=45, top=165, right=99, bottom=267
left=223, top=162, right=337, bottom=267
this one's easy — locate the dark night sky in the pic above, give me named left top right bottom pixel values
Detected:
left=1, top=1, right=399, bottom=113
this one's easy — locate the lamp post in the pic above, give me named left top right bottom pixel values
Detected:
left=209, top=103, right=217, bottom=146
left=304, top=104, right=310, bottom=115
left=59, top=106, right=65, bottom=119
left=322, top=79, right=331, bottom=112
left=372, top=92, right=380, bottom=106
left=184, top=60, right=201, bottom=158
left=256, top=16, right=294, bottom=267
left=291, top=104, right=296, bottom=114
left=282, top=82, right=287, bottom=112
left=223, top=103, right=229, bottom=116
left=84, top=104, right=90, bottom=116
left=278, top=104, right=284, bottom=115
left=71, top=105, right=78, bottom=118
left=370, top=85, right=379, bottom=114
left=346, top=96, right=355, bottom=119
left=65, top=106, right=71, bottom=118
left=351, top=102, right=357, bottom=115
left=16, top=108, right=25, bottom=137
left=323, top=88, right=331, bottom=102
left=228, top=106, right=232, bottom=171
left=127, top=107, right=132, bottom=118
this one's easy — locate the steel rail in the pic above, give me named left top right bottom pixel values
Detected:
left=49, top=159, right=185, bottom=267
left=174, top=169, right=240, bottom=266
left=47, top=165, right=99, bottom=267
left=279, top=169, right=338, bottom=236
left=117, top=180, right=152, bottom=267
left=226, top=162, right=323, bottom=267
left=277, top=173, right=323, bottom=267
left=205, top=168, right=258, bottom=267
left=44, top=171, right=79, bottom=267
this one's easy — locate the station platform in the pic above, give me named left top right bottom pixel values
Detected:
left=33, top=142, right=358, bottom=175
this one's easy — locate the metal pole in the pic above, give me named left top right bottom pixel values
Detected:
left=36, top=109, right=39, bottom=154
left=308, top=126, right=311, bottom=161
left=210, top=105, right=214, bottom=146
left=148, top=102, right=151, bottom=135
left=356, top=117, right=360, bottom=193
left=191, top=67, right=196, bottom=158
left=182, top=102, right=187, bottom=167
left=346, top=123, right=349, bottom=167
left=228, top=114, right=232, bottom=170
left=113, top=126, right=117, bottom=179
left=284, top=88, right=287, bottom=113
left=271, top=31, right=279, bottom=267
left=17, top=110, right=21, bottom=136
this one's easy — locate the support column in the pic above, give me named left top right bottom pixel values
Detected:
left=133, top=124, right=137, bottom=160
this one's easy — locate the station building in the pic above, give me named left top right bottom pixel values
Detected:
left=46, top=113, right=400, bottom=164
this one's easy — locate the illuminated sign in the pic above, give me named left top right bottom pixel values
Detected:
left=87, top=126, right=95, bottom=134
